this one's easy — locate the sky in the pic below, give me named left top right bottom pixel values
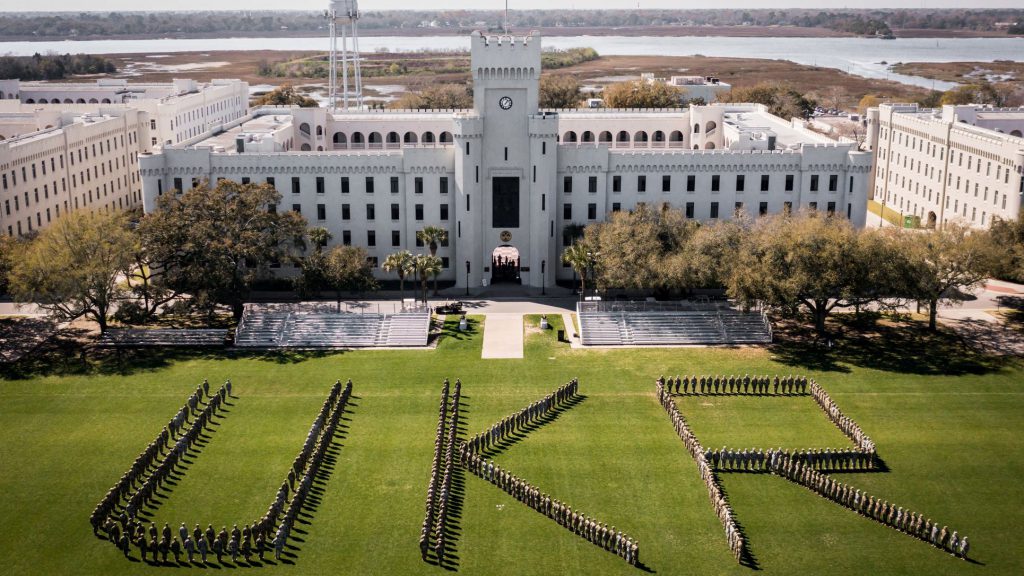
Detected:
left=10, top=1, right=1024, bottom=12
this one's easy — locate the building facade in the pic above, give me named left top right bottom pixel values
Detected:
left=0, top=107, right=151, bottom=237
left=141, top=31, right=871, bottom=291
left=867, top=102, right=1024, bottom=228
left=0, top=78, right=249, bottom=149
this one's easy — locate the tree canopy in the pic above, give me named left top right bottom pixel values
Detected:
left=540, top=75, right=583, bottom=109
left=601, top=80, right=683, bottom=109
left=138, top=180, right=307, bottom=318
left=250, top=84, right=319, bottom=108
left=719, top=82, right=816, bottom=120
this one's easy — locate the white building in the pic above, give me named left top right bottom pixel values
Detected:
left=140, top=31, right=871, bottom=291
left=867, top=103, right=1024, bottom=228
left=0, top=78, right=249, bottom=149
left=0, top=107, right=151, bottom=237
left=666, top=75, right=732, bottom=104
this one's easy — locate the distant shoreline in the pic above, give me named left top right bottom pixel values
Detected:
left=2, top=25, right=1017, bottom=43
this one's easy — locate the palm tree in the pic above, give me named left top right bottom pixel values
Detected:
left=413, top=254, right=443, bottom=305
left=307, top=226, right=332, bottom=254
left=417, top=226, right=449, bottom=295
left=562, top=241, right=591, bottom=296
left=382, top=250, right=415, bottom=300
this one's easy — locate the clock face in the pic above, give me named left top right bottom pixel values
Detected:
left=499, top=96, right=513, bottom=110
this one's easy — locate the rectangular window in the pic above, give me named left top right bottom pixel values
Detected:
left=466, top=141, right=470, bottom=155
left=392, top=231, right=401, bottom=247
left=291, top=177, right=301, bottom=194
left=390, top=177, right=399, bottom=194
left=241, top=177, right=251, bottom=185
left=638, top=175, right=647, bottom=193
left=564, top=176, right=573, bottom=194
left=542, top=141, right=547, bottom=155
left=367, top=230, right=376, bottom=247
left=341, top=177, right=350, bottom=194
left=711, top=175, right=720, bottom=192
left=440, top=203, right=449, bottom=221
left=734, top=202, right=744, bottom=216
left=661, top=175, right=671, bottom=192
left=440, top=176, right=448, bottom=194
left=785, top=175, right=794, bottom=192
left=415, top=204, right=424, bottom=221
left=342, top=204, right=351, bottom=220
left=761, top=175, right=770, bottom=192
left=613, top=176, right=621, bottom=193
left=442, top=257, right=450, bottom=269
left=365, top=177, right=374, bottom=194
left=414, top=177, right=423, bottom=194
left=492, top=177, right=519, bottom=227
left=612, top=202, right=621, bottom=212
left=686, top=175, right=696, bottom=192
left=588, top=203, right=597, bottom=220
left=710, top=202, right=719, bottom=219
left=736, top=175, right=745, bottom=192
left=563, top=204, right=572, bottom=220
left=266, top=176, right=276, bottom=188
left=589, top=176, right=598, bottom=193
left=784, top=201, right=793, bottom=215
left=829, top=174, right=838, bottom=192
left=391, top=203, right=400, bottom=220
left=810, top=175, right=820, bottom=192
left=759, top=201, right=768, bottom=216
left=541, top=194, right=546, bottom=211
left=173, top=177, right=183, bottom=192
left=809, top=201, right=818, bottom=211
left=366, top=204, right=375, bottom=220
left=317, top=204, right=326, bottom=220
left=292, top=203, right=301, bottom=214
left=685, top=202, right=694, bottom=219
left=342, top=230, right=351, bottom=246
left=827, top=201, right=836, bottom=215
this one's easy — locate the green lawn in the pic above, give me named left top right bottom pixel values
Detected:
left=0, top=316, right=1021, bottom=575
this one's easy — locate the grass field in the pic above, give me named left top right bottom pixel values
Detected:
left=0, top=315, right=1022, bottom=575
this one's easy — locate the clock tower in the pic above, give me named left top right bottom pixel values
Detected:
left=453, top=30, right=555, bottom=292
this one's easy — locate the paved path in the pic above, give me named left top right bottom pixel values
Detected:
left=481, top=313, right=524, bottom=359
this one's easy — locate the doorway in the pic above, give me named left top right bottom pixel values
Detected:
left=491, top=245, right=521, bottom=284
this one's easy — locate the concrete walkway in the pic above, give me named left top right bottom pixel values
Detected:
left=481, top=313, right=524, bottom=359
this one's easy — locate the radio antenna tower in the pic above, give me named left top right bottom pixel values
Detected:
left=327, top=0, right=363, bottom=111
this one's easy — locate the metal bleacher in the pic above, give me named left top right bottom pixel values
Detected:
left=577, top=300, right=772, bottom=347
left=234, top=304, right=430, bottom=349
left=98, top=328, right=229, bottom=348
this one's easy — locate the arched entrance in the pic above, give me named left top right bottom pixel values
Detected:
left=927, top=211, right=937, bottom=229
left=491, top=245, right=521, bottom=284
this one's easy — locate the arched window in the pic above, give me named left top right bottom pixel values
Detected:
left=63, top=99, right=73, bottom=104
left=616, top=130, right=630, bottom=144
left=693, top=123, right=700, bottom=134
left=332, top=132, right=347, bottom=147
left=351, top=132, right=365, bottom=148
left=76, top=98, right=85, bottom=104
left=38, top=98, right=48, bottom=104
left=1011, top=130, right=1022, bottom=138
left=705, top=121, right=717, bottom=133
left=301, top=143, right=312, bottom=151
left=299, top=122, right=311, bottom=136
left=633, top=131, right=649, bottom=143
left=386, top=131, right=400, bottom=144
left=653, top=130, right=665, bottom=142
left=403, top=131, right=418, bottom=144
left=317, top=146, right=323, bottom=151
left=582, top=131, right=594, bottom=142
left=422, top=131, right=435, bottom=144
left=439, top=131, right=453, bottom=143
left=25, top=99, right=35, bottom=104
left=316, top=126, right=324, bottom=136
left=368, top=132, right=382, bottom=148
left=101, top=98, right=111, bottom=104
left=670, top=131, right=684, bottom=146
left=88, top=98, right=99, bottom=104
left=599, top=131, right=612, bottom=143
left=705, top=142, right=716, bottom=150
left=564, top=131, right=578, bottom=143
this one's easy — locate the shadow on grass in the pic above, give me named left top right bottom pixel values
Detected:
left=712, top=472, right=760, bottom=571
left=767, top=314, right=1010, bottom=376
left=437, top=318, right=480, bottom=344
left=438, top=395, right=468, bottom=571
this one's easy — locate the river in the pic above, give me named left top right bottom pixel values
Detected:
left=2, top=35, right=1022, bottom=90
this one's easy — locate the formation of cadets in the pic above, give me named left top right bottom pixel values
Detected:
left=90, top=379, right=353, bottom=565
left=420, top=378, right=462, bottom=563
left=656, top=378, right=746, bottom=563
left=464, top=378, right=578, bottom=454
left=706, top=446, right=875, bottom=472
left=809, top=379, right=876, bottom=454
left=772, top=454, right=969, bottom=559
left=662, top=374, right=809, bottom=396
left=453, top=379, right=641, bottom=566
